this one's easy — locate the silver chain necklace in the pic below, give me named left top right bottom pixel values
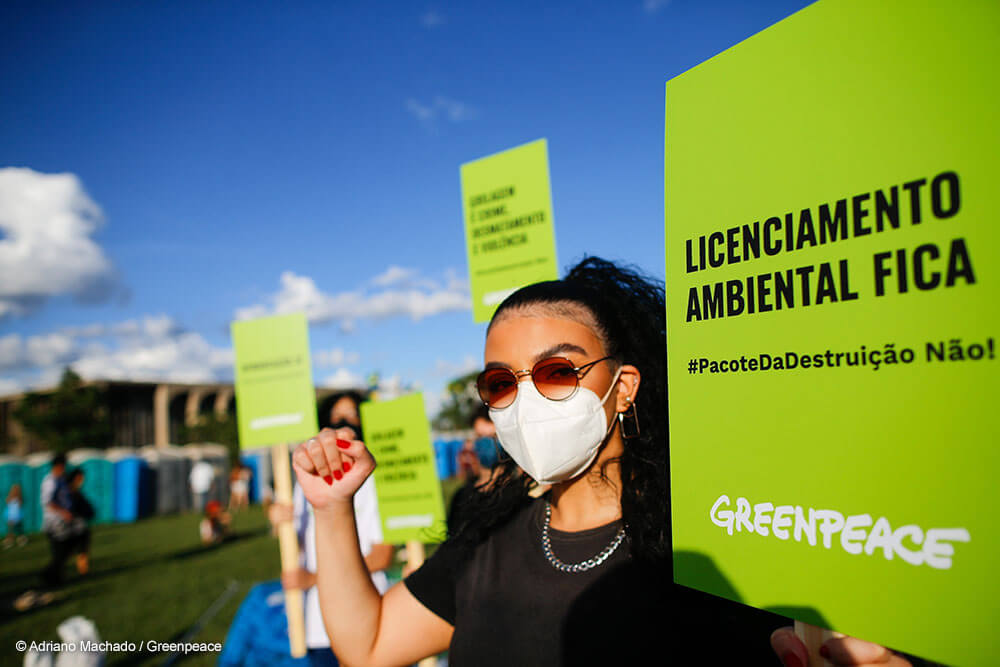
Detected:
left=541, top=502, right=627, bottom=573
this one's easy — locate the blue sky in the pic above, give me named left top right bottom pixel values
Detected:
left=0, top=0, right=811, bottom=416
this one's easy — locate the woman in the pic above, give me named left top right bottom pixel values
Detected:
left=282, top=389, right=393, bottom=667
left=293, top=257, right=911, bottom=666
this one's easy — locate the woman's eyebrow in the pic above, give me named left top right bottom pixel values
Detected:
left=532, top=343, right=588, bottom=364
left=483, top=343, right=589, bottom=370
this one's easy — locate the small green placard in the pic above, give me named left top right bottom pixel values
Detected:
left=231, top=313, right=319, bottom=449
left=360, top=393, right=446, bottom=543
left=361, top=394, right=445, bottom=544
left=665, top=1, right=997, bottom=664
left=461, top=138, right=559, bottom=323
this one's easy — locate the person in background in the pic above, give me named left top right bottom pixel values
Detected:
left=318, top=390, right=368, bottom=436
left=200, top=500, right=231, bottom=545
left=469, top=404, right=500, bottom=469
left=446, top=406, right=498, bottom=534
left=229, top=463, right=251, bottom=512
left=269, top=389, right=394, bottom=667
left=189, top=458, right=215, bottom=513
left=40, top=453, right=75, bottom=586
left=4, top=483, right=27, bottom=548
left=66, top=468, right=95, bottom=575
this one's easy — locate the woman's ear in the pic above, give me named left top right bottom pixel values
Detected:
left=615, top=364, right=641, bottom=413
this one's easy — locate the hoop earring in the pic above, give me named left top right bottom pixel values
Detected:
left=617, top=401, right=641, bottom=439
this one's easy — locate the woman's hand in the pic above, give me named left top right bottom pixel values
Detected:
left=771, top=627, right=912, bottom=666
left=267, top=502, right=293, bottom=526
left=281, top=567, right=317, bottom=591
left=291, top=427, right=376, bottom=511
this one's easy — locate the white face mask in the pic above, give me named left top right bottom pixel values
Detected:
left=489, top=368, right=621, bottom=485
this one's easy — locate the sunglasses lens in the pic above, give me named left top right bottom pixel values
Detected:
left=477, top=369, right=518, bottom=408
left=532, top=358, right=579, bottom=400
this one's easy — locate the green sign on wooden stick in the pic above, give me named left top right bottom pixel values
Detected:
left=664, top=1, right=998, bottom=665
left=361, top=393, right=445, bottom=543
left=461, top=138, right=559, bottom=323
left=231, top=312, right=319, bottom=448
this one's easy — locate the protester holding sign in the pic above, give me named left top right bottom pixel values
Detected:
left=292, top=257, right=910, bottom=666
left=446, top=406, right=498, bottom=535
left=272, top=390, right=393, bottom=667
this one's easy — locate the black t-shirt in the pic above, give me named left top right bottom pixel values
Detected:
left=404, top=498, right=787, bottom=666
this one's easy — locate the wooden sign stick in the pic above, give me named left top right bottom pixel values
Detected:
left=795, top=620, right=837, bottom=667
left=406, top=540, right=438, bottom=667
left=272, top=443, right=307, bottom=658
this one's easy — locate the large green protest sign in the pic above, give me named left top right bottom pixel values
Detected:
left=360, top=393, right=445, bottom=543
left=231, top=313, right=319, bottom=448
left=664, top=1, right=997, bottom=664
left=461, top=138, right=559, bottom=323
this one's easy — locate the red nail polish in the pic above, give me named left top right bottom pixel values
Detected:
left=782, top=653, right=804, bottom=667
left=342, top=461, right=352, bottom=473
left=336, top=439, right=351, bottom=449
left=819, top=645, right=831, bottom=659
left=333, top=470, right=343, bottom=480
left=323, top=475, right=333, bottom=486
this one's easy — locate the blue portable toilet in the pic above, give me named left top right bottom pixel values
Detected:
left=107, top=448, right=148, bottom=523
left=433, top=439, right=450, bottom=480
left=448, top=439, right=463, bottom=478
left=243, top=447, right=273, bottom=505
left=240, top=454, right=260, bottom=504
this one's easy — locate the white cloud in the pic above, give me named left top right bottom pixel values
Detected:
left=26, top=333, right=76, bottom=367
left=61, top=314, right=182, bottom=341
left=434, top=355, right=479, bottom=378
left=435, top=96, right=474, bottom=122
left=236, top=268, right=470, bottom=330
left=0, top=335, right=21, bottom=368
left=319, top=368, right=366, bottom=390
left=405, top=96, right=475, bottom=127
left=0, top=333, right=77, bottom=371
left=643, top=0, right=670, bottom=13
left=405, top=98, right=435, bottom=123
left=71, top=331, right=233, bottom=384
left=372, top=265, right=418, bottom=288
left=0, top=167, right=118, bottom=318
left=314, top=347, right=360, bottom=368
left=374, top=374, right=406, bottom=400
left=0, top=315, right=232, bottom=395
left=423, top=390, right=445, bottom=422
left=420, top=10, right=445, bottom=28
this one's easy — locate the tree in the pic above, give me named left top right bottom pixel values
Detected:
left=13, top=368, right=112, bottom=452
left=433, top=370, right=481, bottom=431
left=178, top=412, right=240, bottom=465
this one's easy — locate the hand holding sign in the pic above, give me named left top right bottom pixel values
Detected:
left=291, top=428, right=376, bottom=510
left=770, top=626, right=912, bottom=667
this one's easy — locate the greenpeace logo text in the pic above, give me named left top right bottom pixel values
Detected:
left=709, top=494, right=969, bottom=570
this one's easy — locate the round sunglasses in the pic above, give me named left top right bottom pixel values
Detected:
left=476, top=355, right=615, bottom=409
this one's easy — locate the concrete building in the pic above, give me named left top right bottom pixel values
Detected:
left=0, top=380, right=345, bottom=455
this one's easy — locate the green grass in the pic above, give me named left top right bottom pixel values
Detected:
left=0, top=507, right=282, bottom=666
left=0, top=479, right=467, bottom=667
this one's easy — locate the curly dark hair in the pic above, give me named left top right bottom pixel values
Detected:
left=448, top=256, right=668, bottom=563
